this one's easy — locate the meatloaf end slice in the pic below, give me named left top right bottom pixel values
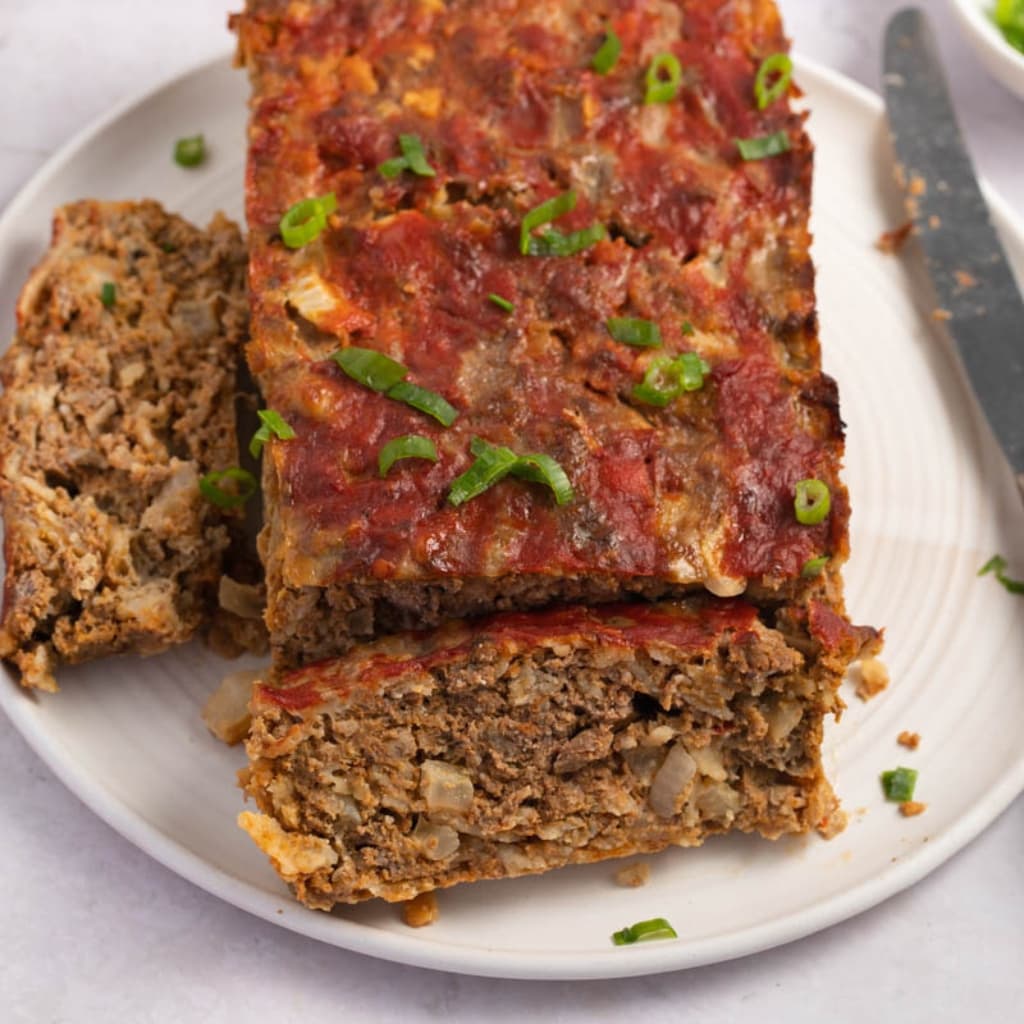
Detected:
left=0, top=200, right=253, bottom=690
left=239, top=593, right=878, bottom=909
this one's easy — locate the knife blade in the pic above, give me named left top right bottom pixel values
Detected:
left=883, top=7, right=1024, bottom=501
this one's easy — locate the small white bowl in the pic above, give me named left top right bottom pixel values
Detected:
left=949, top=0, right=1024, bottom=101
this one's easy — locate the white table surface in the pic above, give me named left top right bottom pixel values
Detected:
left=1, top=1, right=1022, bottom=1019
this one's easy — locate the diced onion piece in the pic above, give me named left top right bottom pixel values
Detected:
left=411, top=818, right=460, bottom=861
left=202, top=668, right=263, bottom=745
left=647, top=743, right=696, bottom=818
left=419, top=760, right=474, bottom=815
left=218, top=577, right=264, bottom=620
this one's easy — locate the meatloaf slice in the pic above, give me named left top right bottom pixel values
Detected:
left=239, top=593, right=878, bottom=909
left=0, top=200, right=250, bottom=690
left=234, top=0, right=851, bottom=668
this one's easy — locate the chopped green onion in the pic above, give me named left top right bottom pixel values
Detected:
left=448, top=437, right=574, bottom=507
left=488, top=292, right=515, bottom=313
left=992, top=0, right=1024, bottom=54
left=611, top=917, right=679, bottom=946
left=754, top=53, right=793, bottom=110
left=644, top=53, right=682, bottom=104
left=378, top=134, right=437, bottom=179
left=631, top=352, right=710, bottom=407
left=332, top=348, right=458, bottom=425
left=801, top=554, right=830, bottom=578
left=681, top=320, right=695, bottom=336
left=378, top=434, right=438, bottom=476
left=279, top=192, right=337, bottom=249
left=378, top=156, right=409, bottom=179
left=978, top=554, right=1024, bottom=595
left=199, top=467, right=257, bottom=509
left=332, top=347, right=409, bottom=392
left=448, top=439, right=521, bottom=507
left=527, top=223, right=607, bottom=257
left=173, top=134, right=206, bottom=168
left=398, top=133, right=436, bottom=176
left=386, top=380, right=458, bottom=427
left=880, top=767, right=918, bottom=803
left=606, top=317, right=663, bottom=349
left=794, top=478, right=831, bottom=525
left=520, top=190, right=578, bottom=255
left=249, top=409, right=296, bottom=458
left=100, top=282, right=116, bottom=308
left=736, top=131, right=791, bottom=161
left=507, top=452, right=575, bottom=506
left=591, top=26, right=622, bottom=74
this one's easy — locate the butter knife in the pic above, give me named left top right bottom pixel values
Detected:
left=883, top=7, right=1024, bottom=500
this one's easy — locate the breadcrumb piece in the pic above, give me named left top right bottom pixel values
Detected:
left=614, top=862, right=651, bottom=888
left=855, top=657, right=889, bottom=701
left=897, top=731, right=921, bottom=750
left=402, top=892, right=439, bottom=928
left=932, top=308, right=952, bottom=322
left=816, top=805, right=849, bottom=840
left=876, top=221, right=913, bottom=254
left=899, top=801, right=927, bottom=818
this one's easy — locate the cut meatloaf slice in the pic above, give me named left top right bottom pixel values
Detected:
left=235, top=0, right=851, bottom=668
left=239, top=593, right=878, bottom=909
left=0, top=200, right=252, bottom=690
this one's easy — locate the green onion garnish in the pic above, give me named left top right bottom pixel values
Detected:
left=520, top=190, right=578, bottom=254
left=754, top=53, right=793, bottom=110
left=199, top=467, right=257, bottom=509
left=386, top=380, right=458, bottom=427
left=332, top=347, right=409, bottom=392
left=992, top=0, right=1024, bottom=54
left=591, top=26, right=622, bottom=74
left=644, top=53, right=682, bottom=104
left=249, top=409, right=296, bottom=458
left=606, top=317, right=663, bottom=349
left=100, top=282, right=116, bottom=308
left=448, top=437, right=574, bottom=507
left=880, top=767, right=918, bottom=803
left=801, top=554, right=830, bottom=578
left=279, top=192, right=338, bottom=249
left=527, top=223, right=607, bottom=257
left=332, top=348, right=458, bottom=425
left=681, top=320, right=695, bottom=336
left=173, top=134, right=206, bottom=168
left=378, top=134, right=437, bottom=178
left=631, top=352, right=710, bottom=407
left=794, top=478, right=831, bottom=525
left=378, top=434, right=438, bottom=477
left=978, top=554, right=1024, bottom=595
left=488, top=292, right=515, bottom=313
left=736, top=131, right=791, bottom=161
left=611, top=917, right=679, bottom=946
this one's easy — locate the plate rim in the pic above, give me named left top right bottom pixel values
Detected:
left=1, top=49, right=1023, bottom=982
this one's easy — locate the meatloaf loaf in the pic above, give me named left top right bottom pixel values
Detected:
left=239, top=593, right=876, bottom=908
left=0, top=200, right=251, bottom=690
left=235, top=0, right=849, bottom=667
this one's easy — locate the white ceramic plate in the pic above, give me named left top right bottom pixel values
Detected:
left=1, top=54, right=1023, bottom=982
left=950, top=0, right=1024, bottom=100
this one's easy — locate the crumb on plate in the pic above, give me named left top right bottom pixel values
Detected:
left=402, top=892, right=439, bottom=928
left=854, top=657, right=889, bottom=701
left=876, top=221, right=913, bottom=254
left=614, top=862, right=651, bottom=888
left=899, top=801, right=927, bottom=818
left=897, top=730, right=920, bottom=750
